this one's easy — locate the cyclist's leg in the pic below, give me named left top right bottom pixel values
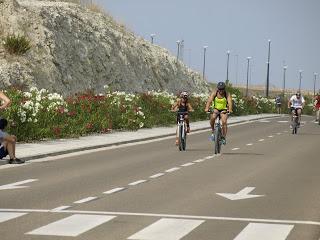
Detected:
left=316, top=108, right=320, bottom=121
left=221, top=112, right=228, bottom=138
left=297, top=108, right=302, bottom=125
left=184, top=114, right=190, bottom=133
left=210, top=110, right=218, bottom=133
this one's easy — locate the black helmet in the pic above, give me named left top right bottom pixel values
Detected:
left=217, top=82, right=226, bottom=90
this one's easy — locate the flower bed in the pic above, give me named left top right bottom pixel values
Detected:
left=1, top=86, right=289, bottom=142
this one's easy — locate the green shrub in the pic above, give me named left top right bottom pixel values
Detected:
left=3, top=34, right=31, bottom=55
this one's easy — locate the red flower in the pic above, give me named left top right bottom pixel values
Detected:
left=53, top=127, right=61, bottom=136
left=86, top=123, right=93, bottom=129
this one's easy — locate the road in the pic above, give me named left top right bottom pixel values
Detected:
left=0, top=116, right=319, bottom=240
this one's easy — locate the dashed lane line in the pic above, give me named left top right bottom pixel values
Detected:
left=149, top=173, right=165, bottom=179
left=258, top=139, right=265, bottom=142
left=103, top=187, right=126, bottom=194
left=246, top=143, right=253, bottom=146
left=165, top=167, right=180, bottom=173
left=128, top=180, right=147, bottom=186
left=74, top=197, right=98, bottom=204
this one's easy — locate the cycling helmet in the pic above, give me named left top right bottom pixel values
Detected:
left=217, top=82, right=226, bottom=90
left=180, top=91, right=188, bottom=98
left=296, top=91, right=301, bottom=97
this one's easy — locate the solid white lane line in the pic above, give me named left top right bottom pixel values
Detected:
left=103, top=187, right=125, bottom=194
left=74, top=197, right=98, bottom=204
left=0, top=212, right=27, bottom=223
left=128, top=218, right=204, bottom=240
left=0, top=179, right=38, bottom=190
left=26, top=214, right=116, bottom=237
left=1, top=209, right=319, bottom=226
left=258, top=139, right=265, bottom=142
left=149, top=173, right=164, bottom=179
left=193, top=159, right=205, bottom=163
left=181, top=162, right=195, bottom=167
left=233, top=223, right=294, bottom=240
left=246, top=143, right=253, bottom=146
left=204, top=155, right=214, bottom=160
left=51, top=206, right=71, bottom=212
left=128, top=180, right=147, bottom=186
left=232, top=148, right=240, bottom=151
left=165, top=167, right=180, bottom=173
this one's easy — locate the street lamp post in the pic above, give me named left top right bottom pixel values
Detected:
left=299, top=70, right=303, bottom=92
left=150, top=34, right=156, bottom=44
left=235, top=54, right=239, bottom=86
left=266, top=39, right=271, bottom=98
left=246, top=57, right=252, bottom=97
left=314, top=73, right=318, bottom=97
left=226, top=50, right=230, bottom=82
left=283, top=65, right=287, bottom=95
left=202, top=46, right=208, bottom=80
left=176, top=40, right=181, bottom=62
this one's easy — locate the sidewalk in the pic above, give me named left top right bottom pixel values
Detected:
left=7, top=114, right=279, bottom=162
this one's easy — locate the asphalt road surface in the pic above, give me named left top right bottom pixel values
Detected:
left=0, top=116, right=319, bottom=240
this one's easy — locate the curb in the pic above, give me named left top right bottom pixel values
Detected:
left=17, top=115, right=280, bottom=162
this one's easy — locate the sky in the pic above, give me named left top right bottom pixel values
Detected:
left=95, top=0, right=320, bottom=92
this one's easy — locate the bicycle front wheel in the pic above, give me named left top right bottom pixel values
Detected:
left=214, top=127, right=221, bottom=154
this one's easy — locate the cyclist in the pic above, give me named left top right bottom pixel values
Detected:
left=314, top=91, right=320, bottom=122
left=171, top=91, right=193, bottom=145
left=288, top=91, right=305, bottom=127
left=205, top=82, right=233, bottom=144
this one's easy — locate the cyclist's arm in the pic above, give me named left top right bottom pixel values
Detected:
left=287, top=98, right=292, bottom=108
left=187, top=103, right=194, bottom=112
left=301, top=97, right=306, bottom=108
left=0, top=91, right=11, bottom=110
left=171, top=99, right=180, bottom=111
left=227, top=94, right=233, bottom=113
left=205, top=92, right=215, bottom=112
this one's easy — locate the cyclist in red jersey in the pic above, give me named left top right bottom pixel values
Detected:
left=314, top=92, right=320, bottom=122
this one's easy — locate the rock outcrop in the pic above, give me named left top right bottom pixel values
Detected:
left=0, top=0, right=209, bottom=95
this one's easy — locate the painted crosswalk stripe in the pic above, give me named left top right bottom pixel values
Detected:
left=129, top=180, right=147, bottom=186
left=74, top=197, right=97, bottom=204
left=233, top=223, right=293, bottom=240
left=128, top=218, right=204, bottom=240
left=149, top=173, right=164, bottom=179
left=26, top=214, right=116, bottom=237
left=0, top=212, right=27, bottom=223
left=181, top=162, right=195, bottom=167
left=165, top=167, right=180, bottom=173
left=103, top=187, right=125, bottom=194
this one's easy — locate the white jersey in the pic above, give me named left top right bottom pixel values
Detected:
left=289, top=95, right=305, bottom=108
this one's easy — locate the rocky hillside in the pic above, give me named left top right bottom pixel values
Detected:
left=0, top=0, right=209, bottom=95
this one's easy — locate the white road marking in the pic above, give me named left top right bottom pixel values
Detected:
left=128, top=180, right=147, bottom=186
left=0, top=212, right=27, bottom=223
left=276, top=133, right=281, bottom=135
left=181, top=162, right=195, bottom=167
left=204, top=155, right=214, bottom=160
left=246, top=143, right=253, bottom=146
left=128, top=218, right=204, bottom=240
left=233, top=223, right=294, bottom=240
left=51, top=206, right=71, bottom=212
left=149, top=173, right=164, bottom=179
left=193, top=159, right=205, bottom=163
left=165, top=167, right=180, bottom=173
left=1, top=209, right=319, bottom=226
left=0, top=179, right=38, bottom=190
left=217, top=187, right=264, bottom=201
left=259, top=120, right=270, bottom=123
left=258, top=139, right=265, bottom=142
left=74, top=197, right=98, bottom=204
left=283, top=130, right=288, bottom=133
left=26, top=214, right=116, bottom=237
left=277, top=121, right=289, bottom=123
left=232, top=148, right=240, bottom=151
left=268, top=135, right=274, bottom=138
left=103, top=187, right=125, bottom=194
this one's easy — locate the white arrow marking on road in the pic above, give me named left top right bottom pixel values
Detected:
left=216, top=187, right=264, bottom=201
left=0, top=179, right=38, bottom=190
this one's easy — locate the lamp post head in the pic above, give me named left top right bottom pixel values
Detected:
left=150, top=33, right=156, bottom=37
left=176, top=40, right=181, bottom=44
left=314, top=72, right=318, bottom=76
left=227, top=50, right=230, bottom=55
left=203, top=45, right=208, bottom=49
left=247, top=57, right=252, bottom=60
left=268, top=39, right=271, bottom=43
left=283, top=65, right=288, bottom=70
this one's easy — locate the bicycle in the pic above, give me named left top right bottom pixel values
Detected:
left=173, top=111, right=189, bottom=151
left=207, top=110, right=229, bottom=154
left=290, top=108, right=300, bottom=134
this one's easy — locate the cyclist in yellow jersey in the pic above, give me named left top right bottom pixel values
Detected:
left=205, top=82, right=233, bottom=144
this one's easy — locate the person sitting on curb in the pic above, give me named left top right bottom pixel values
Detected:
left=0, top=118, right=25, bottom=164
